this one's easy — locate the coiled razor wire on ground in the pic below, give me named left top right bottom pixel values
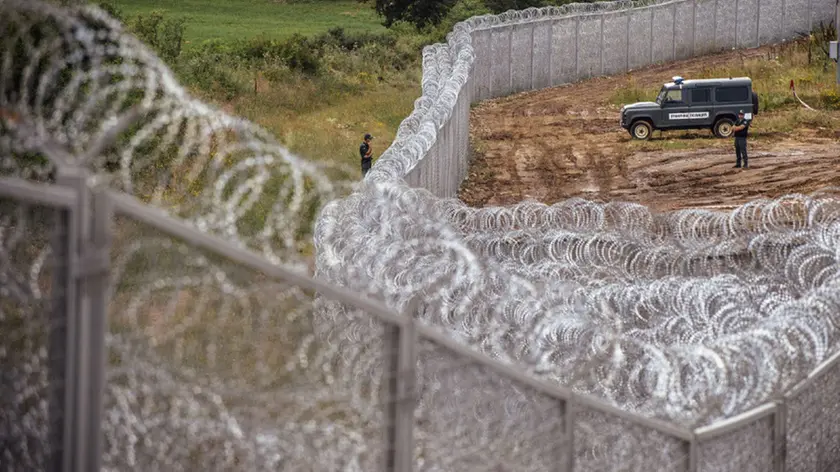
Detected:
left=2, top=0, right=840, bottom=470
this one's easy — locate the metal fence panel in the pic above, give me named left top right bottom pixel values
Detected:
left=737, top=0, right=760, bottom=47
left=628, top=8, right=654, bottom=70
left=652, top=5, right=677, bottom=63
left=531, top=21, right=553, bottom=90
left=577, top=15, right=602, bottom=79
left=674, top=1, right=696, bottom=60
left=696, top=414, right=775, bottom=472
left=511, top=23, right=535, bottom=93
left=0, top=189, right=71, bottom=471
left=457, top=87, right=470, bottom=185
left=550, top=17, right=578, bottom=85
left=6, top=0, right=840, bottom=470
left=784, top=354, right=840, bottom=472
left=445, top=117, right=457, bottom=197
left=472, top=28, right=493, bottom=101
left=439, top=119, right=450, bottom=198
left=413, top=337, right=568, bottom=471
left=491, top=26, right=512, bottom=98
left=574, top=406, right=691, bottom=471
left=694, top=0, right=718, bottom=55
left=100, top=207, right=394, bottom=471
left=758, top=0, right=784, bottom=43
left=715, top=0, right=738, bottom=50
left=603, top=12, right=630, bottom=76
left=784, top=0, right=810, bottom=35
left=810, top=0, right=835, bottom=30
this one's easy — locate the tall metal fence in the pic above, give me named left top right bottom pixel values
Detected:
left=3, top=166, right=743, bottom=471
left=335, top=0, right=840, bottom=469
left=389, top=0, right=837, bottom=198
left=3, top=0, right=840, bottom=470
left=5, top=169, right=840, bottom=470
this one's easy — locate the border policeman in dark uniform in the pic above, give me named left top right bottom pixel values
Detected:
left=360, top=133, right=373, bottom=177
left=732, top=110, right=750, bottom=169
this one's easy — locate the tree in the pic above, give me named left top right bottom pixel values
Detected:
left=374, top=0, right=460, bottom=28
left=483, top=0, right=547, bottom=13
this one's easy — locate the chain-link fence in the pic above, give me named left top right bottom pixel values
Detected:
left=380, top=0, right=837, bottom=198
left=0, top=169, right=712, bottom=472
left=329, top=0, right=840, bottom=469
left=3, top=0, right=840, bottom=470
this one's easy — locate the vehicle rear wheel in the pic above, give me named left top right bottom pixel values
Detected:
left=630, top=121, right=652, bottom=140
left=714, top=118, right=734, bottom=138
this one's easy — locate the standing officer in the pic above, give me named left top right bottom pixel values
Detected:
left=732, top=110, right=750, bottom=168
left=359, top=133, right=374, bottom=177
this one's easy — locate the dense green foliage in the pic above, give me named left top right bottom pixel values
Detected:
left=374, top=0, right=460, bottom=27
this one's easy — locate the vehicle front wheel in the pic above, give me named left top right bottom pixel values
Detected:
left=630, top=121, right=652, bottom=140
left=713, top=118, right=734, bottom=138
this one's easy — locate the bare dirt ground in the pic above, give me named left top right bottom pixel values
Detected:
left=460, top=45, right=840, bottom=212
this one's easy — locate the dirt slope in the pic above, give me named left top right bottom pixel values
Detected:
left=460, top=45, right=840, bottom=212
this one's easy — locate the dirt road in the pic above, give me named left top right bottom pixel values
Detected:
left=460, top=45, right=840, bottom=212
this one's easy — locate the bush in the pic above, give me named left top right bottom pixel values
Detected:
left=760, top=91, right=795, bottom=112
left=177, top=40, right=244, bottom=99
left=128, top=10, right=187, bottom=63
left=821, top=87, right=840, bottom=110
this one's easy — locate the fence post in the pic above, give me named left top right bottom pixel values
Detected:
left=836, top=0, right=840, bottom=85
left=508, top=25, right=514, bottom=95
left=773, top=400, right=787, bottom=472
left=55, top=168, right=112, bottom=472
left=530, top=22, right=536, bottom=89
left=548, top=20, right=555, bottom=86
left=649, top=7, right=655, bottom=64
left=780, top=0, right=786, bottom=40
left=600, top=14, right=605, bottom=76
left=755, top=0, right=761, bottom=47
left=563, top=397, right=576, bottom=471
left=626, top=10, right=631, bottom=72
left=807, top=0, right=812, bottom=34
left=692, top=0, right=697, bottom=56
left=713, top=0, right=718, bottom=50
left=672, top=3, right=677, bottom=60
left=48, top=173, right=80, bottom=472
left=383, top=317, right=417, bottom=472
left=574, top=16, right=580, bottom=79
left=735, top=0, right=740, bottom=48
left=687, top=436, right=699, bottom=471
left=81, top=189, right=113, bottom=472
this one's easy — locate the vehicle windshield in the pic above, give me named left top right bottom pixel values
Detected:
left=655, top=86, right=667, bottom=105
left=656, top=86, right=683, bottom=105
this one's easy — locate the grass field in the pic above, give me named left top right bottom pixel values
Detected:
left=231, top=76, right=420, bottom=173
left=106, top=0, right=424, bottom=178
left=111, top=0, right=386, bottom=46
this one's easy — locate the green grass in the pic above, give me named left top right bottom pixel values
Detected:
left=111, top=0, right=386, bottom=46
left=230, top=73, right=421, bottom=172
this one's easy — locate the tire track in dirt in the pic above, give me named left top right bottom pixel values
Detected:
left=460, top=45, right=840, bottom=212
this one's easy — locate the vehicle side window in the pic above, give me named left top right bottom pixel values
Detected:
left=664, top=89, right=683, bottom=102
left=691, top=88, right=711, bottom=104
left=715, top=86, right=749, bottom=103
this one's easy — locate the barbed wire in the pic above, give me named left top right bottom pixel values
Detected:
left=2, top=0, right=840, bottom=470
left=317, top=184, right=840, bottom=427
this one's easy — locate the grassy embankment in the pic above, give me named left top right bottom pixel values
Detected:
left=608, top=31, right=840, bottom=150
